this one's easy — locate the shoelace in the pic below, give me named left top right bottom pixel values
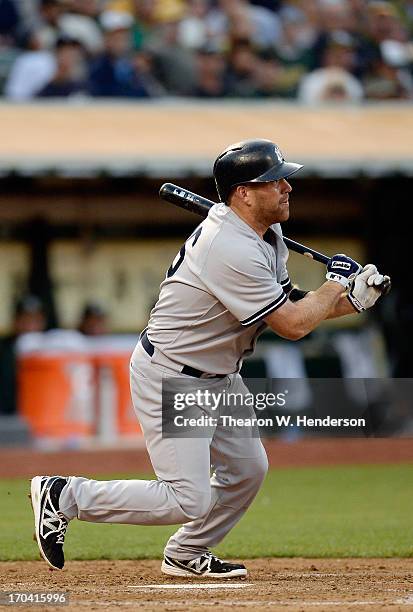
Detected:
left=55, top=514, right=68, bottom=545
left=204, top=554, right=223, bottom=569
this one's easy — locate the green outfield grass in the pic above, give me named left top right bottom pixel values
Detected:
left=1, top=464, right=412, bottom=561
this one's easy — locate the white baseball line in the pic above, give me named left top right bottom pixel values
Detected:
left=396, top=594, right=413, bottom=604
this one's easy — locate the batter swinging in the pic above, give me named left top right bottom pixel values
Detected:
left=30, top=140, right=390, bottom=578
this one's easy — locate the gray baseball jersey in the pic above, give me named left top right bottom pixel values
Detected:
left=57, top=202, right=276, bottom=563
left=147, top=203, right=291, bottom=374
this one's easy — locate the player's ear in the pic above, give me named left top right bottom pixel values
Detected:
left=237, top=185, right=249, bottom=201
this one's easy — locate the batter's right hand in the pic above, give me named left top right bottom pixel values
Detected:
left=347, top=264, right=391, bottom=311
left=326, top=254, right=362, bottom=289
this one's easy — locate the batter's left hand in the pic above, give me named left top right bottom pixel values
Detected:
left=370, top=271, right=392, bottom=296
left=348, top=264, right=391, bottom=312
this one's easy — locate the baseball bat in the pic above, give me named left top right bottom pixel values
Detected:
left=159, top=182, right=329, bottom=263
left=159, top=183, right=391, bottom=296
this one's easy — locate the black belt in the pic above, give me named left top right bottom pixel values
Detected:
left=140, top=331, right=225, bottom=379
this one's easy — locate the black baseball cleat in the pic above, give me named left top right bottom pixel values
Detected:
left=161, top=553, right=247, bottom=578
left=30, top=476, right=69, bottom=570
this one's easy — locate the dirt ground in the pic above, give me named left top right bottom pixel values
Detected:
left=1, top=558, right=412, bottom=612
left=2, top=440, right=412, bottom=610
left=2, top=438, right=413, bottom=478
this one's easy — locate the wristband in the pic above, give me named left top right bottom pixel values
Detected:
left=326, top=271, right=354, bottom=288
left=347, top=293, right=364, bottom=313
left=289, top=288, right=309, bottom=302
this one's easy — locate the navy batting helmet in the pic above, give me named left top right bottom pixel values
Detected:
left=213, top=139, right=303, bottom=203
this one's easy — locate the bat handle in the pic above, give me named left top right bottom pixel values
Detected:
left=283, top=237, right=330, bottom=265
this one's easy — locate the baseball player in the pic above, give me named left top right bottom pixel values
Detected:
left=30, top=139, right=390, bottom=578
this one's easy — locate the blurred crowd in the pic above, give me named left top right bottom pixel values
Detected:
left=0, top=294, right=109, bottom=415
left=0, top=0, right=412, bottom=103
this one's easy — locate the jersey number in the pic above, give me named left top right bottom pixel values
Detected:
left=166, top=227, right=202, bottom=278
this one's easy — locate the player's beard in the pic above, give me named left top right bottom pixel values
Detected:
left=267, top=198, right=290, bottom=225
left=279, top=199, right=290, bottom=222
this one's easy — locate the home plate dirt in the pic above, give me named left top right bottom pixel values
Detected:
left=1, top=558, right=412, bottom=611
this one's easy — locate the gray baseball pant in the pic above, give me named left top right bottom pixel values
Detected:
left=59, top=342, right=268, bottom=560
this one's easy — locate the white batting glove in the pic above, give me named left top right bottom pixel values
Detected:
left=367, top=271, right=391, bottom=296
left=348, top=264, right=390, bottom=312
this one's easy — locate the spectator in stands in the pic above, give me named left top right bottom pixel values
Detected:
left=274, top=5, right=318, bottom=70
left=311, top=2, right=370, bottom=74
left=130, top=48, right=166, bottom=97
left=366, top=1, right=407, bottom=45
left=37, top=36, right=87, bottom=97
left=226, top=38, right=303, bottom=99
left=298, top=27, right=364, bottom=104
left=207, top=0, right=282, bottom=51
left=78, top=303, right=109, bottom=336
left=355, top=2, right=405, bottom=73
left=298, top=66, right=364, bottom=103
left=131, top=0, right=159, bottom=51
left=145, top=15, right=197, bottom=95
left=225, top=3, right=257, bottom=47
left=56, top=6, right=103, bottom=55
left=34, top=0, right=65, bottom=50
left=363, top=1, right=413, bottom=97
left=4, top=30, right=56, bottom=100
left=225, top=39, right=259, bottom=97
left=321, top=30, right=359, bottom=73
left=0, top=295, right=46, bottom=415
left=253, top=51, right=300, bottom=98
left=89, top=10, right=157, bottom=97
left=178, top=0, right=211, bottom=50
left=318, top=0, right=356, bottom=35
left=22, top=0, right=103, bottom=55
left=363, top=41, right=413, bottom=99
left=192, top=43, right=229, bottom=97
